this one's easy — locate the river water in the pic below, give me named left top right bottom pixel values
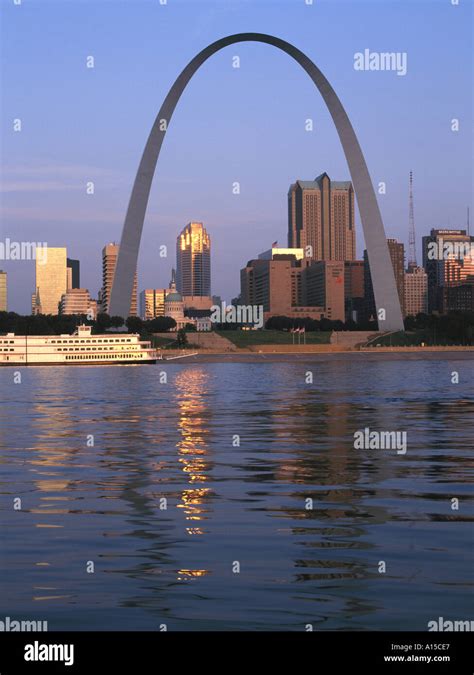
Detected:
left=0, top=354, right=473, bottom=630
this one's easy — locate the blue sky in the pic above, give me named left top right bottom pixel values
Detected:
left=1, top=0, right=472, bottom=313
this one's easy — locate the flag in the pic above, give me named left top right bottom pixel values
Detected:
left=271, top=241, right=278, bottom=248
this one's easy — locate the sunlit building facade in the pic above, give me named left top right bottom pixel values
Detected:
left=34, top=247, right=67, bottom=315
left=60, top=288, right=97, bottom=318
left=176, top=222, right=211, bottom=297
left=302, top=260, right=345, bottom=322
left=139, top=289, right=166, bottom=320
left=101, top=243, right=137, bottom=316
left=404, top=266, right=428, bottom=317
left=422, top=229, right=474, bottom=313
left=0, top=270, right=6, bottom=312
left=288, top=173, right=355, bottom=261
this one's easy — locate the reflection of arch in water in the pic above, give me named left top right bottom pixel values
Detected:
left=109, top=32, right=403, bottom=332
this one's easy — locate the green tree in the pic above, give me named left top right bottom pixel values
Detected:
left=176, top=328, right=188, bottom=347
left=96, top=313, right=112, bottom=331
left=145, top=316, right=176, bottom=333
left=125, top=316, right=144, bottom=334
left=110, top=315, right=125, bottom=329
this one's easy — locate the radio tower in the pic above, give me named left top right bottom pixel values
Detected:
left=407, top=171, right=417, bottom=271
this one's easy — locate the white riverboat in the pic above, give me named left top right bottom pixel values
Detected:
left=0, top=325, right=159, bottom=366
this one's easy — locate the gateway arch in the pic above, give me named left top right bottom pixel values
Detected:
left=109, top=32, right=404, bottom=332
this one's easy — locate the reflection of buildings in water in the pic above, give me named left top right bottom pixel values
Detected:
left=174, top=368, right=214, bottom=535
left=265, top=385, right=393, bottom=539
left=269, top=391, right=359, bottom=489
left=24, top=377, right=79, bottom=516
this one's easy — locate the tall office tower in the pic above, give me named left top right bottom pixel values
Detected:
left=440, top=252, right=474, bottom=313
left=101, top=243, right=137, bottom=316
left=404, top=266, right=428, bottom=317
left=364, top=239, right=405, bottom=320
left=139, top=289, right=166, bottom=320
left=0, top=270, right=7, bottom=311
left=422, top=229, right=474, bottom=313
left=287, top=173, right=355, bottom=261
left=407, top=171, right=417, bottom=270
left=67, top=258, right=80, bottom=289
left=34, top=247, right=67, bottom=315
left=443, top=252, right=474, bottom=286
left=344, top=260, right=365, bottom=322
left=387, top=239, right=405, bottom=314
left=176, top=222, right=211, bottom=296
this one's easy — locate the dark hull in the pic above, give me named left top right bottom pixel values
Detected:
left=0, top=359, right=158, bottom=367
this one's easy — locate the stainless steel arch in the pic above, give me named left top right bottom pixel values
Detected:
left=109, top=32, right=404, bottom=331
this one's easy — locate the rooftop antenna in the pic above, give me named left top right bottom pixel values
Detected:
left=408, top=171, right=417, bottom=269
left=467, top=206, right=470, bottom=236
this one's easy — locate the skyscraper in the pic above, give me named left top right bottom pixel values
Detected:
left=67, top=258, right=80, bottom=289
left=34, top=247, right=67, bottom=315
left=404, top=266, right=428, bottom=317
left=344, top=260, right=365, bottom=322
left=364, top=239, right=405, bottom=319
left=422, top=229, right=474, bottom=313
left=288, top=173, right=355, bottom=261
left=387, top=239, right=406, bottom=314
left=101, top=243, right=137, bottom=316
left=176, top=222, right=211, bottom=296
left=0, top=270, right=7, bottom=311
left=139, top=289, right=166, bottom=320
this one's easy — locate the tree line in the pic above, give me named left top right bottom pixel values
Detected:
left=0, top=312, right=176, bottom=335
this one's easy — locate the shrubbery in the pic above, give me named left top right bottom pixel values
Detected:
left=0, top=312, right=176, bottom=335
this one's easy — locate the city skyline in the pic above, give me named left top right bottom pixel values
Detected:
left=1, top=1, right=473, bottom=655
left=1, top=0, right=471, bottom=313
left=2, top=215, right=473, bottom=321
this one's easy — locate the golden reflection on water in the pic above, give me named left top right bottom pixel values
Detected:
left=176, top=569, right=210, bottom=581
left=174, top=369, right=212, bottom=535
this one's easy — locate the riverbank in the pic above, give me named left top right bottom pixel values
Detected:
left=160, top=345, right=474, bottom=363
